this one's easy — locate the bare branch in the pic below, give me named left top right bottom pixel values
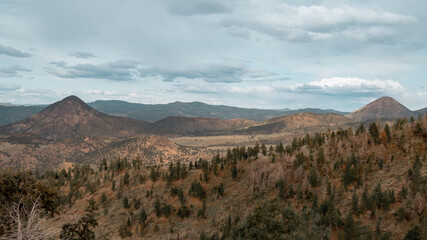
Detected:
left=5, top=196, right=58, bottom=240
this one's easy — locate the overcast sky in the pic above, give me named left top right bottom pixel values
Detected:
left=0, top=0, right=426, bottom=111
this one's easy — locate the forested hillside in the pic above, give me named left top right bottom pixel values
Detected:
left=1, top=116, right=426, bottom=239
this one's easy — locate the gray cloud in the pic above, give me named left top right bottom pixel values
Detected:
left=279, top=77, right=405, bottom=97
left=221, top=4, right=417, bottom=42
left=1, top=0, right=427, bottom=110
left=108, top=60, right=139, bottom=69
left=140, top=61, right=278, bottom=83
left=0, top=44, right=31, bottom=57
left=0, top=65, right=31, bottom=78
left=0, top=83, right=21, bottom=91
left=50, top=61, right=67, bottom=67
left=166, top=0, right=231, bottom=15
left=48, top=60, right=140, bottom=82
left=69, top=51, right=96, bottom=59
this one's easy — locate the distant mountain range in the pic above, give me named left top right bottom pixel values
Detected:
left=0, top=102, right=15, bottom=106
left=0, top=96, right=353, bottom=139
left=0, top=95, right=425, bottom=141
left=0, top=99, right=350, bottom=126
left=0, top=105, right=45, bottom=125
left=1, top=95, right=426, bottom=169
left=88, top=100, right=287, bottom=122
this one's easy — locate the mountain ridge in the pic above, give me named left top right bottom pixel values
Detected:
left=0, top=99, right=350, bottom=126
left=149, top=116, right=256, bottom=135
left=243, top=112, right=354, bottom=134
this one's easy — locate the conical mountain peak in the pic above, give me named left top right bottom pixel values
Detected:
left=0, top=95, right=148, bottom=140
left=40, top=95, right=93, bottom=116
left=347, top=96, right=414, bottom=122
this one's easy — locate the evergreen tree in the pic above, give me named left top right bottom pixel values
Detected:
left=369, top=123, right=381, bottom=144
left=356, top=124, right=366, bottom=136
left=154, top=199, right=161, bottom=217
left=261, top=144, right=267, bottom=156
left=60, top=205, right=98, bottom=240
left=352, top=191, right=359, bottom=216
left=361, top=186, right=369, bottom=212
left=100, top=193, right=107, bottom=206
left=231, top=162, right=237, bottom=180
left=316, top=147, right=325, bottom=165
left=344, top=211, right=356, bottom=240
left=122, top=196, right=130, bottom=209
left=404, top=225, right=421, bottom=240
left=384, top=124, right=392, bottom=142
left=189, top=181, right=206, bottom=199
left=139, top=208, right=147, bottom=224
left=177, top=205, right=190, bottom=219
left=198, top=200, right=206, bottom=218
left=123, top=172, right=130, bottom=186
left=308, top=168, right=318, bottom=188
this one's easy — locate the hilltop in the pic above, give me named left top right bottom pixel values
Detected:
left=149, top=117, right=256, bottom=136
left=0, top=96, right=149, bottom=141
left=346, top=96, right=416, bottom=122
left=243, top=112, right=354, bottom=134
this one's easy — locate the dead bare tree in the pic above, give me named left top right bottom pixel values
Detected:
left=1, top=196, right=58, bottom=240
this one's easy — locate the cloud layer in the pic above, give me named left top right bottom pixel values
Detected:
left=69, top=51, right=96, bottom=59
left=222, top=4, right=416, bottom=42
left=140, top=61, right=279, bottom=83
left=0, top=65, right=31, bottom=78
left=286, top=77, right=404, bottom=96
left=49, top=60, right=140, bottom=82
left=0, top=0, right=425, bottom=110
left=166, top=0, right=231, bottom=15
left=0, top=44, right=31, bottom=57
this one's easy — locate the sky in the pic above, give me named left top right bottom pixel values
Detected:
left=0, top=0, right=426, bottom=111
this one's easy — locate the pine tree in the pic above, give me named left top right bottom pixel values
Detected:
left=369, top=123, right=381, bottom=144
left=404, top=225, right=421, bottom=240
left=312, top=193, right=319, bottom=211
left=356, top=124, right=366, bottom=136
left=261, top=144, right=267, bottom=156
left=316, top=147, right=325, bottom=165
left=384, top=124, right=392, bottom=141
left=123, top=196, right=130, bottom=209
left=139, top=208, right=147, bottom=224
left=198, top=200, right=206, bottom=218
left=374, top=183, right=384, bottom=209
left=60, top=205, right=98, bottom=240
left=123, top=172, right=130, bottom=186
left=308, top=168, right=318, bottom=188
left=100, top=193, right=107, bottom=207
left=361, top=186, right=369, bottom=213
left=154, top=199, right=161, bottom=217
left=344, top=211, right=356, bottom=240
left=352, top=191, right=359, bottom=216
left=231, top=162, right=237, bottom=180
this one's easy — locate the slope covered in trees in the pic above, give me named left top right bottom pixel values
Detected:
left=1, top=116, right=427, bottom=239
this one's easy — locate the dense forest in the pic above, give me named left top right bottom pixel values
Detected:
left=1, top=116, right=427, bottom=239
